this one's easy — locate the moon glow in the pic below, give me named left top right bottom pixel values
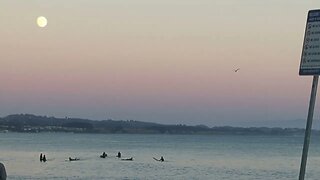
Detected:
left=37, top=16, right=47, bottom=28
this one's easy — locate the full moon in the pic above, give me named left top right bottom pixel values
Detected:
left=37, top=16, right=47, bottom=28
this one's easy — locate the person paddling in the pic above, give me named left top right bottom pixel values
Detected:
left=43, top=155, right=47, bottom=162
left=40, top=153, right=43, bottom=162
left=117, top=152, right=121, bottom=158
left=100, top=152, right=107, bottom=158
left=160, top=156, right=164, bottom=162
left=153, top=156, right=165, bottom=162
left=69, top=157, right=80, bottom=161
left=121, top=157, right=133, bottom=161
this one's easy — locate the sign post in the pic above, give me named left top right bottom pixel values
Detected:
left=299, top=9, right=320, bottom=180
left=299, top=75, right=318, bottom=180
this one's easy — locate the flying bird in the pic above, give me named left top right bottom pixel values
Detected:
left=234, top=68, right=240, bottom=72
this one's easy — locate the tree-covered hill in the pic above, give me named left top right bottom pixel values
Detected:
left=0, top=114, right=311, bottom=135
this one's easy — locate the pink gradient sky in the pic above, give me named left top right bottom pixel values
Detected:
left=1, top=0, right=320, bottom=126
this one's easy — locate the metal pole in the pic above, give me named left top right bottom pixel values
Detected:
left=299, top=75, right=319, bottom=180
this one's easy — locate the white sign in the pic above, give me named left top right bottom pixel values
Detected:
left=300, top=9, right=320, bottom=75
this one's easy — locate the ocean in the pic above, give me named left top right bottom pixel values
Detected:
left=0, top=132, right=320, bottom=179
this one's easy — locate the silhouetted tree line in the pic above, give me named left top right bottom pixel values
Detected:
left=0, top=114, right=316, bottom=135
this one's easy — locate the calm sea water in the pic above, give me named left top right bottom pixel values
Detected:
left=0, top=133, right=320, bottom=179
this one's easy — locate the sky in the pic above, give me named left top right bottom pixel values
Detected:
left=1, top=0, right=320, bottom=127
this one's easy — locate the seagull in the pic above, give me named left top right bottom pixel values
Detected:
left=234, top=68, right=240, bottom=72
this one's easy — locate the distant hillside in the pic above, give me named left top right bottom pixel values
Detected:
left=0, top=114, right=316, bottom=135
left=219, top=119, right=320, bottom=130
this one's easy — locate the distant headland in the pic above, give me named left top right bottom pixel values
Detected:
left=0, top=114, right=314, bottom=135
